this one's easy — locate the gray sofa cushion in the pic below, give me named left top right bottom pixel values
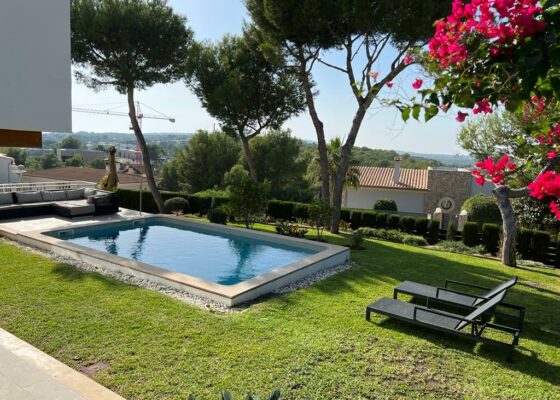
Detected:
left=0, top=193, right=13, bottom=205
left=54, top=201, right=95, bottom=217
left=41, top=191, right=68, bottom=202
left=65, top=188, right=85, bottom=200
left=84, top=188, right=97, bottom=198
left=15, top=191, right=43, bottom=204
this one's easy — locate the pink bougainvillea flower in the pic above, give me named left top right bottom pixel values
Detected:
left=456, top=111, right=469, bottom=122
left=548, top=151, right=558, bottom=159
left=412, top=79, right=423, bottom=90
left=403, top=53, right=414, bottom=65
left=368, top=71, right=379, bottom=79
left=473, top=99, right=493, bottom=114
left=439, top=103, right=450, bottom=112
left=386, top=81, right=394, bottom=88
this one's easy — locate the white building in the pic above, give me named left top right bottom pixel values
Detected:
left=343, top=158, right=494, bottom=217
left=0, top=154, right=24, bottom=184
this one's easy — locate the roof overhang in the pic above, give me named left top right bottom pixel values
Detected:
left=0, top=129, right=42, bottom=148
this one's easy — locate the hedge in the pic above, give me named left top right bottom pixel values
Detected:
left=399, top=216, right=416, bottom=234
left=462, top=222, right=479, bottom=247
left=117, top=189, right=228, bottom=216
left=388, top=214, right=400, bottom=230
left=481, top=223, right=500, bottom=254
left=267, top=200, right=295, bottom=221
left=415, top=218, right=429, bottom=237
left=373, top=199, right=398, bottom=212
left=340, top=209, right=351, bottom=223
left=350, top=211, right=363, bottom=230
left=427, top=220, right=440, bottom=244
left=462, top=194, right=502, bottom=226
left=376, top=213, right=388, bottom=228
left=361, top=211, right=377, bottom=228
left=517, top=228, right=533, bottom=259
left=163, top=197, right=189, bottom=214
left=532, top=230, right=550, bottom=263
left=446, top=221, right=457, bottom=241
left=293, top=203, right=310, bottom=221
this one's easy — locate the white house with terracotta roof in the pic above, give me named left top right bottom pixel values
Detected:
left=343, top=158, right=493, bottom=216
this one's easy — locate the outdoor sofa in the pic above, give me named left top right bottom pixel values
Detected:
left=393, top=276, right=525, bottom=330
left=0, top=188, right=119, bottom=220
left=367, top=291, right=521, bottom=361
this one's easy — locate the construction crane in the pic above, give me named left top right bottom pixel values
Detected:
left=72, top=101, right=175, bottom=166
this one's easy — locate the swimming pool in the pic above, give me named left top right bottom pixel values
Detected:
left=23, top=216, right=349, bottom=306
left=48, top=219, right=317, bottom=285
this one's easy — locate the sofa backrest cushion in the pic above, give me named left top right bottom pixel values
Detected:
left=41, top=191, right=68, bottom=202
left=0, top=193, right=14, bottom=205
left=15, top=191, right=43, bottom=204
left=84, top=188, right=98, bottom=198
left=65, top=188, right=85, bottom=200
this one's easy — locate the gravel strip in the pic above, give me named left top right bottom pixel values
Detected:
left=1, top=238, right=355, bottom=313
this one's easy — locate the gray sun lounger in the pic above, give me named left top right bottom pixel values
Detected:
left=366, top=291, right=520, bottom=361
left=393, top=276, right=524, bottom=330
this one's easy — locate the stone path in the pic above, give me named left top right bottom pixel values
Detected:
left=0, top=328, right=124, bottom=400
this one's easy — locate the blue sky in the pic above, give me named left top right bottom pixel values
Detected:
left=71, top=0, right=466, bottom=155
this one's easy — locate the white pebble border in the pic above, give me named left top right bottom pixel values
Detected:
left=1, top=238, right=355, bottom=313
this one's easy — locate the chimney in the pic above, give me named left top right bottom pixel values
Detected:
left=393, top=156, right=401, bottom=183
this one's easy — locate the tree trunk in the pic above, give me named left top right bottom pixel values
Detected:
left=297, top=50, right=330, bottom=202
left=330, top=105, right=368, bottom=233
left=493, top=185, right=529, bottom=267
left=126, top=88, right=165, bottom=213
left=240, top=135, right=258, bottom=181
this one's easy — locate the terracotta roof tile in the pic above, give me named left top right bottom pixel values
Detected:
left=23, top=167, right=145, bottom=184
left=357, top=166, right=428, bottom=191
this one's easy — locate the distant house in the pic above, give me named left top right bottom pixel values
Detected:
left=343, top=157, right=493, bottom=216
left=56, top=149, right=106, bottom=162
left=23, top=167, right=149, bottom=190
left=0, top=154, right=24, bottom=184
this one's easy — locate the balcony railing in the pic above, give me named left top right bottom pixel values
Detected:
left=0, top=181, right=96, bottom=193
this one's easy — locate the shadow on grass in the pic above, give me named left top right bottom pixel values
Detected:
left=372, top=317, right=560, bottom=387
left=50, top=263, right=123, bottom=290
left=271, top=238, right=560, bottom=384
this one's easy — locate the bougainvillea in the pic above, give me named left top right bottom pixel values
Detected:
left=472, top=155, right=517, bottom=186
left=429, top=0, right=545, bottom=69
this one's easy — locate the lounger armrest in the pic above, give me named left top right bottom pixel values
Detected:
left=413, top=306, right=474, bottom=323
left=444, top=279, right=491, bottom=291
left=436, top=287, right=486, bottom=300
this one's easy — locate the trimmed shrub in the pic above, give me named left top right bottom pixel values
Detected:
left=446, top=221, right=457, bottom=241
left=375, top=213, right=388, bottom=228
left=350, top=229, right=365, bottom=249
left=399, top=216, right=416, bottom=234
left=350, top=211, right=363, bottom=230
left=462, top=222, right=479, bottom=247
left=481, top=223, right=500, bottom=254
left=340, top=208, right=351, bottom=223
left=373, top=199, right=398, bottom=212
left=267, top=200, right=294, bottom=221
left=415, top=218, right=429, bottom=237
left=388, top=214, right=400, bottom=230
left=207, top=206, right=229, bottom=224
left=293, top=203, right=309, bottom=221
left=462, top=194, right=502, bottom=226
left=402, top=235, right=428, bottom=247
left=532, top=230, right=551, bottom=263
left=362, top=211, right=377, bottom=228
left=517, top=228, right=533, bottom=259
left=437, top=240, right=486, bottom=255
left=163, top=197, right=189, bottom=215
left=427, top=220, right=440, bottom=245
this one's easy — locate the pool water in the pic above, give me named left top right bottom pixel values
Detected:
left=52, top=221, right=317, bottom=285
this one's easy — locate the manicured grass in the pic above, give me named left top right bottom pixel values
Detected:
left=0, top=222, right=559, bottom=399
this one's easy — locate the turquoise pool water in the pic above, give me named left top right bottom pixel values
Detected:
left=51, top=220, right=317, bottom=285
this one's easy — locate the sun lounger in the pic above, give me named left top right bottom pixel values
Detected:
left=366, top=291, right=520, bottom=361
left=393, top=276, right=524, bottom=330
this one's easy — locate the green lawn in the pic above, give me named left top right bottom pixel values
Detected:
left=0, top=222, right=559, bottom=399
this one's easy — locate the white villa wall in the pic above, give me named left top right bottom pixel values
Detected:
left=0, top=0, right=71, bottom=132
left=344, top=187, right=426, bottom=214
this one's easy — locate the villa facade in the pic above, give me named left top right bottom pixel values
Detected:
left=343, top=158, right=493, bottom=216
